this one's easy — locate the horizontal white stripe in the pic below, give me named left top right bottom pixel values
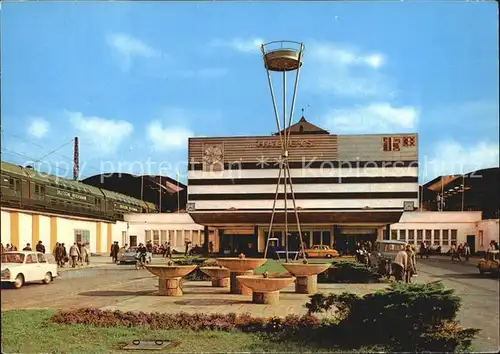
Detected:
left=189, top=183, right=418, bottom=195
left=188, top=199, right=418, bottom=210
left=188, top=167, right=418, bottom=179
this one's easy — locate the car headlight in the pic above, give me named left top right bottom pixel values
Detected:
left=1, top=268, right=11, bottom=279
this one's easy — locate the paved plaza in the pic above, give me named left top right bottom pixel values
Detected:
left=1, top=257, right=499, bottom=352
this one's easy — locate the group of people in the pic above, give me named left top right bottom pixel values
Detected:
left=54, top=242, right=90, bottom=268
left=449, top=242, right=472, bottom=261
left=2, top=241, right=46, bottom=253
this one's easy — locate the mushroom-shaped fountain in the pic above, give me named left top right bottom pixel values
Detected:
left=199, top=265, right=230, bottom=287
left=281, top=261, right=330, bottom=294
left=145, top=260, right=197, bottom=296
left=236, top=272, right=296, bottom=305
left=216, top=254, right=267, bottom=295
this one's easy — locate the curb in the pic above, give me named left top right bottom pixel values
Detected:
left=57, top=263, right=111, bottom=273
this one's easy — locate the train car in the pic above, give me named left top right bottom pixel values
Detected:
left=1, top=160, right=153, bottom=221
left=143, top=201, right=158, bottom=213
left=22, top=166, right=111, bottom=219
left=1, top=161, right=30, bottom=208
left=99, top=188, right=144, bottom=220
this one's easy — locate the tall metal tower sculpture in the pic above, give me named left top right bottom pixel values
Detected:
left=261, top=41, right=307, bottom=263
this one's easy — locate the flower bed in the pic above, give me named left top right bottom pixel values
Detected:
left=50, top=308, right=320, bottom=334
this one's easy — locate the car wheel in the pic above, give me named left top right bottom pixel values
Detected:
left=43, top=272, right=52, bottom=284
left=479, top=270, right=485, bottom=275
left=326, top=254, right=333, bottom=258
left=13, top=274, right=24, bottom=289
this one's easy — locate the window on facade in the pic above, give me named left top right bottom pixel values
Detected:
left=322, top=231, right=331, bottom=246
left=145, top=230, right=152, bottom=242
left=391, top=230, right=398, bottom=240
left=417, top=230, right=423, bottom=243
left=450, top=229, right=458, bottom=245
left=442, top=229, right=449, bottom=246
left=399, top=230, right=407, bottom=241
left=408, top=230, right=415, bottom=244
left=311, top=231, right=321, bottom=245
left=74, top=229, right=91, bottom=246
left=153, top=230, right=160, bottom=245
left=425, top=230, right=432, bottom=242
left=433, top=230, right=441, bottom=245
left=35, top=184, right=40, bottom=194
left=129, top=235, right=138, bottom=247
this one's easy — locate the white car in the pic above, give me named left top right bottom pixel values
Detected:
left=1, top=251, right=59, bottom=289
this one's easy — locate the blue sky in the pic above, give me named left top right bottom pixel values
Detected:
left=1, top=1, right=498, bottom=183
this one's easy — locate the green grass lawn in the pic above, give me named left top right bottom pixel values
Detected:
left=1, top=310, right=375, bottom=354
left=254, top=257, right=355, bottom=275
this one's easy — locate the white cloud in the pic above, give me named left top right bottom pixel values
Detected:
left=322, top=103, right=419, bottom=133
left=27, top=117, right=50, bottom=138
left=106, top=33, right=160, bottom=71
left=146, top=121, right=193, bottom=152
left=424, top=140, right=499, bottom=179
left=66, top=111, right=133, bottom=155
left=304, top=41, right=392, bottom=98
left=209, top=37, right=264, bottom=53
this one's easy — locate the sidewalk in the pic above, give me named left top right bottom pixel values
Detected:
left=57, top=255, right=116, bottom=272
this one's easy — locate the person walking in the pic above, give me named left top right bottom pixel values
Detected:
left=405, top=244, right=417, bottom=283
left=393, top=247, right=408, bottom=282
left=81, top=243, right=90, bottom=265
left=69, top=243, right=80, bottom=268
left=419, top=242, right=427, bottom=260
left=464, top=243, right=471, bottom=261
left=111, top=241, right=120, bottom=263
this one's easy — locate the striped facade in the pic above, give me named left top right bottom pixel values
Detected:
left=187, top=134, right=419, bottom=214
left=186, top=124, right=418, bottom=255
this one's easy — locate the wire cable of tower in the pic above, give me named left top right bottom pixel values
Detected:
left=1, top=130, right=105, bottom=176
left=1, top=130, right=75, bottom=162
left=33, top=138, right=75, bottom=165
left=1, top=148, right=71, bottom=175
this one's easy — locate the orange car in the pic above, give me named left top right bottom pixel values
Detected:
left=299, top=245, right=340, bottom=258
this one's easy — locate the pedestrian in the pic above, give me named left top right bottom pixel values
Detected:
left=112, top=241, right=120, bottom=263
left=464, top=243, right=471, bottom=261
left=77, top=242, right=83, bottom=264
left=69, top=243, right=80, bottom=268
left=419, top=242, right=426, bottom=259
left=404, top=244, right=417, bottom=283
left=393, top=247, right=408, bottom=282
left=0, top=243, right=4, bottom=254
left=184, top=240, right=191, bottom=256
left=36, top=240, right=46, bottom=254
left=61, top=243, right=68, bottom=266
left=23, top=243, right=32, bottom=251
left=5, top=243, right=11, bottom=251
left=81, top=243, right=90, bottom=265
left=209, top=241, right=214, bottom=255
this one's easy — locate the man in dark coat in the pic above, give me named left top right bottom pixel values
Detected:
left=36, top=241, right=46, bottom=254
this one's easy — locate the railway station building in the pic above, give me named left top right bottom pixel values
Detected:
left=187, top=117, right=420, bottom=255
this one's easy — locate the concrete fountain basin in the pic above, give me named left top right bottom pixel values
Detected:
left=236, top=274, right=296, bottom=305
left=281, top=263, right=330, bottom=294
left=145, top=264, right=197, bottom=297
left=199, top=266, right=230, bottom=287
left=216, top=257, right=268, bottom=295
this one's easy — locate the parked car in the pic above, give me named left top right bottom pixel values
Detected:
left=1, top=251, right=59, bottom=289
left=118, top=247, right=152, bottom=265
left=299, top=245, right=340, bottom=258
left=369, top=240, right=407, bottom=275
left=477, top=250, right=500, bottom=275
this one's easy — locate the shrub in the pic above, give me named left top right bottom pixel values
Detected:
left=317, top=260, right=381, bottom=283
left=175, top=257, right=210, bottom=281
left=304, top=281, right=479, bottom=352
